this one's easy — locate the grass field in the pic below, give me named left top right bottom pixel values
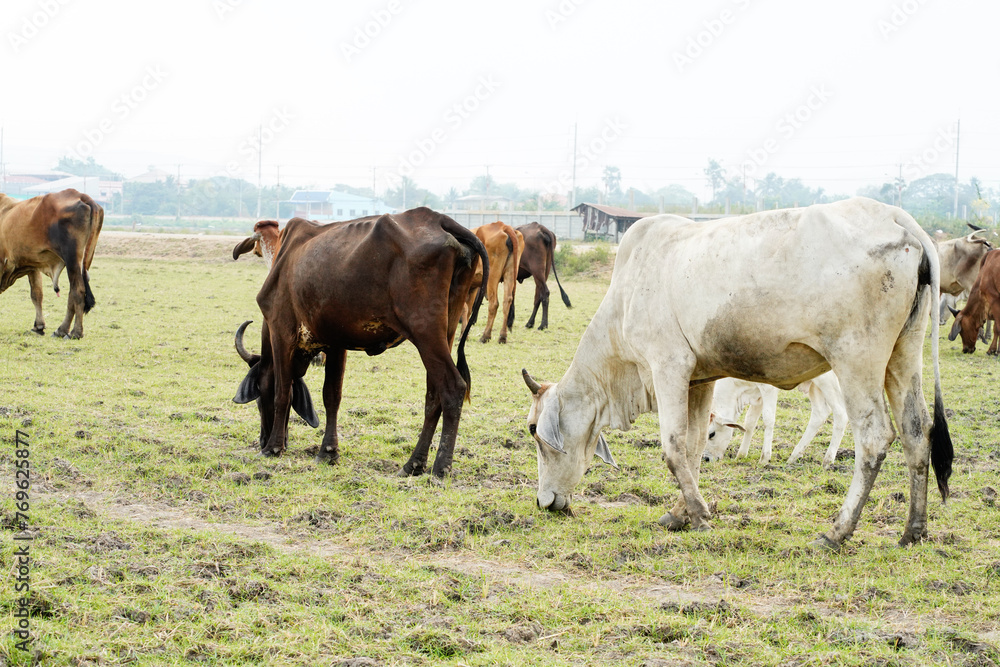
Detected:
left=1, top=234, right=998, bottom=666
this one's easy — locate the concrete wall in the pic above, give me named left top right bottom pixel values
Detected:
left=444, top=211, right=585, bottom=241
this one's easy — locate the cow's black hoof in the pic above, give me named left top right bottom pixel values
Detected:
left=315, top=451, right=339, bottom=465
left=30, top=327, right=44, bottom=336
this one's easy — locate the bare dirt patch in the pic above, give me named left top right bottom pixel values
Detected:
left=96, top=231, right=251, bottom=262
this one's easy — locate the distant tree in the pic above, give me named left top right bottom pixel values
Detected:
left=575, top=186, right=602, bottom=205
left=55, top=156, right=121, bottom=180
left=704, top=159, right=726, bottom=201
left=467, top=174, right=496, bottom=196
left=654, top=184, right=697, bottom=207
left=602, top=166, right=622, bottom=200
left=444, top=187, right=460, bottom=209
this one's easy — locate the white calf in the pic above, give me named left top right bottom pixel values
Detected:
left=703, top=372, right=848, bottom=468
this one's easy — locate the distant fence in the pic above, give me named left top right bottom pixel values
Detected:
left=444, top=211, right=584, bottom=241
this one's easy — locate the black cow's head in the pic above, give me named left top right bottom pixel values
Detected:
left=233, top=321, right=319, bottom=451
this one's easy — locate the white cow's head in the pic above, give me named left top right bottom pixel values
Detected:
left=701, top=379, right=746, bottom=462
left=523, top=369, right=617, bottom=514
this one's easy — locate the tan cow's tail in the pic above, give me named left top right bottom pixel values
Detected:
left=444, top=219, right=489, bottom=403
left=895, top=206, right=953, bottom=501
left=502, top=226, right=522, bottom=329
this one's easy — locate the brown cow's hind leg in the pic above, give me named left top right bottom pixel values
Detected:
left=316, top=349, right=347, bottom=464
left=28, top=271, right=45, bottom=335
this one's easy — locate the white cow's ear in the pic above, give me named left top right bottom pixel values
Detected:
left=595, top=433, right=618, bottom=469
left=536, top=399, right=564, bottom=454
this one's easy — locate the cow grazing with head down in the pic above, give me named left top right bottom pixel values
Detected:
left=523, top=198, right=953, bottom=550
left=949, top=249, right=1000, bottom=355
left=936, top=224, right=993, bottom=325
left=0, top=189, right=103, bottom=338
left=465, top=221, right=522, bottom=344
left=233, top=207, right=488, bottom=478
left=515, top=222, right=571, bottom=330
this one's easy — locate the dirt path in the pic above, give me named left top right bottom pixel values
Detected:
left=42, top=489, right=994, bottom=644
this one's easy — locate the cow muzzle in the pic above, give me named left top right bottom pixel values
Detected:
left=537, top=489, right=572, bottom=514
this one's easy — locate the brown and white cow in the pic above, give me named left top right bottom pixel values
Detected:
left=465, top=221, right=522, bottom=344
left=233, top=207, right=488, bottom=478
left=936, top=224, right=993, bottom=325
left=949, top=249, right=1000, bottom=354
left=523, top=198, right=952, bottom=550
left=232, top=219, right=281, bottom=268
left=515, top=222, right=571, bottom=330
left=0, top=189, right=103, bottom=338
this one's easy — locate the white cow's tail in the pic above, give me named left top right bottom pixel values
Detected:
left=894, top=207, right=954, bottom=501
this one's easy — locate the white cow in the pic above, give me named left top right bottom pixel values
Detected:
left=523, top=198, right=953, bottom=550
left=703, top=372, right=848, bottom=468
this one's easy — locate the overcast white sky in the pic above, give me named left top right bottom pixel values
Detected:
left=1, top=0, right=996, bottom=200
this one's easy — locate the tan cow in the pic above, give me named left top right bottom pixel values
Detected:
left=0, top=189, right=103, bottom=338
left=466, top=221, right=523, bottom=344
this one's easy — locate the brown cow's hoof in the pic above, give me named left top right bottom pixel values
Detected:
left=52, top=331, right=68, bottom=339
left=498, top=337, right=507, bottom=345
left=30, top=327, right=44, bottom=336
left=657, top=512, right=688, bottom=532
left=810, top=534, right=841, bottom=552
left=260, top=448, right=282, bottom=458
left=479, top=336, right=490, bottom=344
left=315, top=451, right=339, bottom=465
left=398, top=462, right=425, bottom=477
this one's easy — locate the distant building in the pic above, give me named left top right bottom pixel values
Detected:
left=453, top=194, right=513, bottom=211
left=572, top=203, right=648, bottom=241
left=282, top=190, right=394, bottom=220
left=1, top=169, right=74, bottom=199
left=127, top=167, right=172, bottom=184
left=19, top=175, right=122, bottom=209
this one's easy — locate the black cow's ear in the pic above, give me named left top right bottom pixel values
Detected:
left=292, top=377, right=320, bottom=428
left=234, top=364, right=261, bottom=404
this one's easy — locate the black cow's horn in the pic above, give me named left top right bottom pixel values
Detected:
left=522, top=368, right=542, bottom=394
left=948, top=305, right=960, bottom=316
left=235, top=320, right=255, bottom=362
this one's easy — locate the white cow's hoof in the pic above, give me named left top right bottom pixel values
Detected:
left=657, top=512, right=687, bottom=531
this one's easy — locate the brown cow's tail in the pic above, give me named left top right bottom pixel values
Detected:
left=444, top=220, right=489, bottom=403
left=544, top=228, right=572, bottom=308
left=80, top=196, right=103, bottom=313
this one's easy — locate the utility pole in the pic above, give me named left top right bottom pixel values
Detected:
left=570, top=122, right=578, bottom=209
left=255, top=123, right=263, bottom=219
left=276, top=165, right=281, bottom=219
left=484, top=164, right=490, bottom=210
left=953, top=118, right=961, bottom=219
left=897, top=162, right=903, bottom=207
left=176, top=164, right=181, bottom=219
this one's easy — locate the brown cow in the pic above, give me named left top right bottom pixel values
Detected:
left=949, top=249, right=1000, bottom=354
left=0, top=189, right=103, bottom=338
left=465, top=221, right=522, bottom=344
left=515, top=222, right=571, bottom=330
left=233, top=207, right=489, bottom=478
left=232, top=219, right=281, bottom=267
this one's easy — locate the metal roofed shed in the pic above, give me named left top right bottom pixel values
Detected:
left=571, top=203, right=648, bottom=242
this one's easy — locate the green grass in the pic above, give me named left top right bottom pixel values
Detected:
left=0, top=247, right=998, bottom=666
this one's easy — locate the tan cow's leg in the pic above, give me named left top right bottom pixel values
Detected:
left=479, top=276, right=499, bottom=343
left=27, top=270, right=45, bottom=335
